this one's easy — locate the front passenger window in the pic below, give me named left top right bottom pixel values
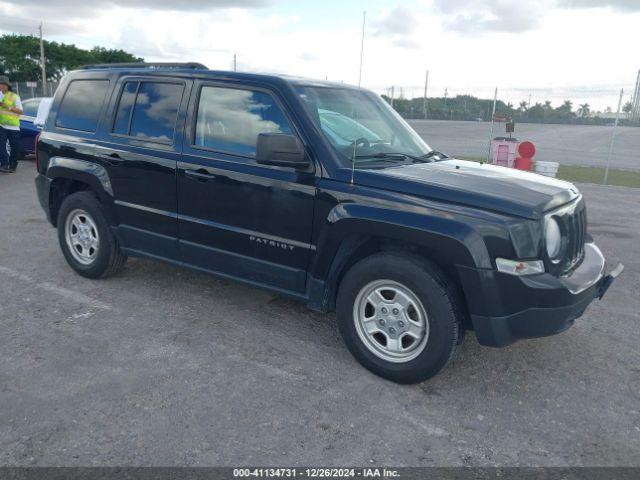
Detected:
left=194, top=86, right=292, bottom=157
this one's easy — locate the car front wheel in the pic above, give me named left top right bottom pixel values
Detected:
left=336, top=252, right=462, bottom=384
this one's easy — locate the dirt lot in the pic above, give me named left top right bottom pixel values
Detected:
left=1, top=163, right=639, bottom=466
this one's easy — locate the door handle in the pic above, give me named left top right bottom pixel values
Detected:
left=185, top=169, right=216, bottom=182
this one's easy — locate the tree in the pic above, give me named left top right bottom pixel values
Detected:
left=528, top=102, right=545, bottom=120
left=623, top=101, right=633, bottom=119
left=0, top=34, right=143, bottom=81
left=551, top=100, right=574, bottom=121
left=577, top=103, right=591, bottom=118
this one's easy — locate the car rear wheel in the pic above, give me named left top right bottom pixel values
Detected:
left=336, top=252, right=462, bottom=384
left=57, top=191, right=127, bottom=278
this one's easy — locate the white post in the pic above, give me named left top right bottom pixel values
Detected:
left=423, top=69, right=429, bottom=120
left=604, top=88, right=624, bottom=185
left=233, top=53, right=237, bottom=72
left=486, top=87, right=498, bottom=163
left=358, top=11, right=366, bottom=87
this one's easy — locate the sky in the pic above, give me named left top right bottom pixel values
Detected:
left=0, top=0, right=639, bottom=111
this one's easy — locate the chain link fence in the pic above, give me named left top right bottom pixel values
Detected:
left=12, top=80, right=59, bottom=100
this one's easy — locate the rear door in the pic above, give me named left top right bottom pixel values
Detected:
left=177, top=81, right=316, bottom=294
left=95, top=76, right=192, bottom=261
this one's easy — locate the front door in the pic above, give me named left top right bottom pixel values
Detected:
left=177, top=82, right=316, bottom=294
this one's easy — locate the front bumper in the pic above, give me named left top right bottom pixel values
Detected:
left=458, top=242, right=622, bottom=347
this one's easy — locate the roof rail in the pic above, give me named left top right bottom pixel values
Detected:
left=80, top=62, right=208, bottom=70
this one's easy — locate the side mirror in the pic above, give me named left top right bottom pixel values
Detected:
left=256, top=133, right=309, bottom=169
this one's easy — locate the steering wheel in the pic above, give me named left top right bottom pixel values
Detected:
left=352, top=137, right=370, bottom=149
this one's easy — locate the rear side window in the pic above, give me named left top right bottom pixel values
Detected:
left=194, top=86, right=292, bottom=157
left=112, top=81, right=184, bottom=142
left=56, top=79, right=110, bottom=132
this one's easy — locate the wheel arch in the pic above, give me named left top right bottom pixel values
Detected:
left=307, top=210, right=487, bottom=327
left=47, top=157, right=115, bottom=227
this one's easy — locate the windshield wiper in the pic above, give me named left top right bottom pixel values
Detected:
left=420, top=150, right=449, bottom=161
left=354, top=152, right=409, bottom=162
left=354, top=151, right=444, bottom=165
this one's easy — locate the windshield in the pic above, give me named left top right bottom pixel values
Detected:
left=296, top=86, right=431, bottom=167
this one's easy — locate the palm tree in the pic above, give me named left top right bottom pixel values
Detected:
left=561, top=100, right=573, bottom=111
left=519, top=101, right=528, bottom=112
left=577, top=103, right=591, bottom=118
left=623, top=101, right=633, bottom=119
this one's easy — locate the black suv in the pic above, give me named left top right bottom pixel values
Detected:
left=35, top=63, right=622, bottom=383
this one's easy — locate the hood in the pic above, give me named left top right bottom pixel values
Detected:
left=357, top=159, right=580, bottom=219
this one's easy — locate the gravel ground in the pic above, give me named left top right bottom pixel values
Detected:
left=0, top=163, right=638, bottom=466
left=408, top=120, right=640, bottom=171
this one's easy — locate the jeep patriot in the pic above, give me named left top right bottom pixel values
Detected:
left=34, top=63, right=622, bottom=383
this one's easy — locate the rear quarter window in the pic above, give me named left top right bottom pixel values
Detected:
left=56, top=79, right=110, bottom=132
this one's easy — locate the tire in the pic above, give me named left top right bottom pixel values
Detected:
left=57, top=191, right=127, bottom=279
left=336, top=252, right=461, bottom=384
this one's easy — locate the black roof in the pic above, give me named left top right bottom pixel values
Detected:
left=77, top=62, right=360, bottom=90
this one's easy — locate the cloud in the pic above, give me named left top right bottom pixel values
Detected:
left=374, top=7, right=418, bottom=36
left=393, top=38, right=420, bottom=49
left=299, top=52, right=319, bottom=62
left=0, top=0, right=275, bottom=31
left=373, top=7, right=420, bottom=49
left=431, top=0, right=640, bottom=34
left=0, top=0, right=274, bottom=11
left=558, top=0, right=640, bottom=10
left=432, top=0, right=554, bottom=33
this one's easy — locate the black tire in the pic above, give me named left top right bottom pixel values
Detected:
left=57, top=191, right=127, bottom=279
left=336, top=252, right=461, bottom=384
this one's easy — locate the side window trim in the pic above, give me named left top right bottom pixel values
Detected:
left=109, top=77, right=186, bottom=146
left=110, top=80, right=141, bottom=137
left=188, top=82, right=300, bottom=162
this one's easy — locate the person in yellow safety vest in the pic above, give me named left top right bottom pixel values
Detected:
left=0, top=75, right=24, bottom=174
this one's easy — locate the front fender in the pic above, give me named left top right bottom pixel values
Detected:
left=313, top=201, right=492, bottom=277
left=305, top=199, right=498, bottom=313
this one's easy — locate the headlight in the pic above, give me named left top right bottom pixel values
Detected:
left=545, top=216, right=562, bottom=262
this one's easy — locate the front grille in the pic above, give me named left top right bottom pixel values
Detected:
left=560, top=203, right=587, bottom=273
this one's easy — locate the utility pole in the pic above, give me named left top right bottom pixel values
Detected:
left=423, top=69, right=429, bottom=120
left=358, top=11, right=366, bottom=87
left=39, top=22, right=47, bottom=95
left=233, top=53, right=237, bottom=72
left=390, top=86, right=395, bottom=109
left=604, top=88, right=624, bottom=185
